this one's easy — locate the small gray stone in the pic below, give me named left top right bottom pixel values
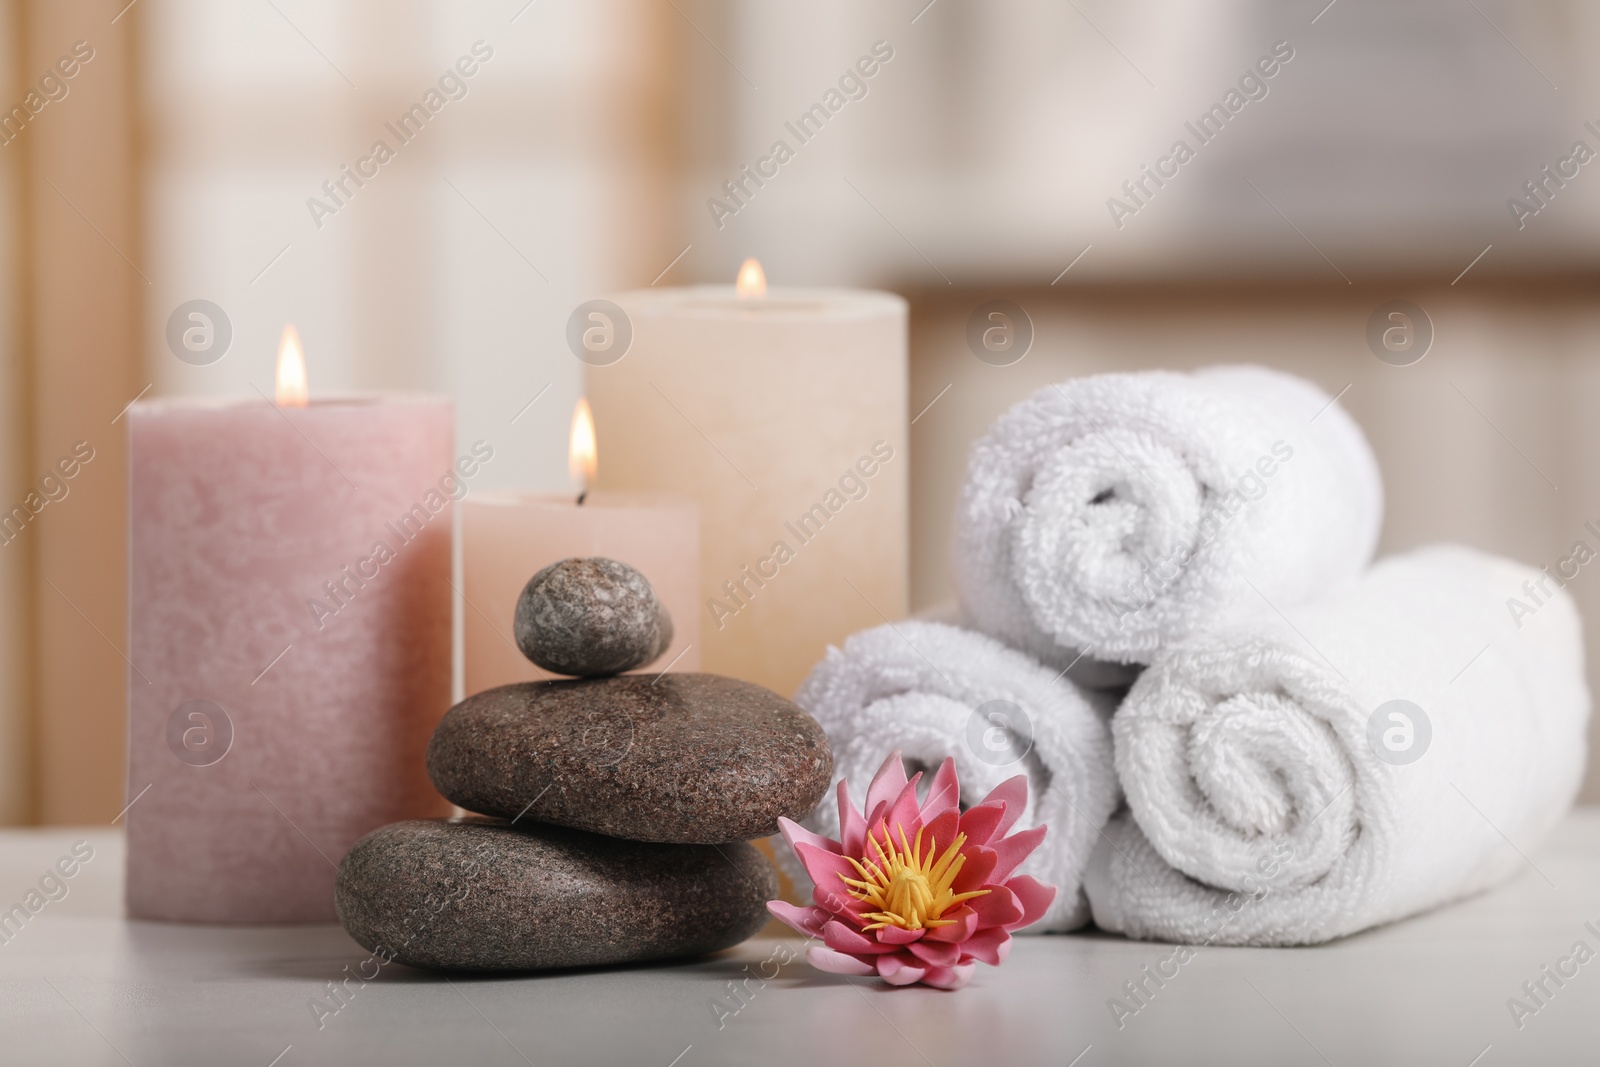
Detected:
left=514, top=558, right=673, bottom=677
left=427, top=674, right=833, bottom=843
left=335, top=818, right=776, bottom=971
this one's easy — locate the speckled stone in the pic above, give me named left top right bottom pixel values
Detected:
left=513, top=558, right=673, bottom=677
left=426, top=673, right=833, bottom=843
left=335, top=818, right=776, bottom=971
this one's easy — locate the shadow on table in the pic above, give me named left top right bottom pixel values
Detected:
left=212, top=935, right=792, bottom=986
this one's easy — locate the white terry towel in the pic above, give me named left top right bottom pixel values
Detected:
left=953, top=365, right=1383, bottom=665
left=791, top=620, right=1119, bottom=931
left=1084, top=544, right=1589, bottom=946
left=915, top=598, right=1141, bottom=692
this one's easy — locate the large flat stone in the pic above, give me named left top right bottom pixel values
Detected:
left=335, top=818, right=776, bottom=971
left=426, top=674, right=832, bottom=843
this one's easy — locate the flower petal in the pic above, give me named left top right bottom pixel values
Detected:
left=816, top=884, right=869, bottom=919
left=907, top=937, right=961, bottom=968
left=978, top=774, right=1029, bottom=836
left=961, top=927, right=1012, bottom=966
left=923, top=907, right=978, bottom=943
left=1005, top=874, right=1058, bottom=929
left=988, top=824, right=1047, bottom=883
left=921, top=963, right=975, bottom=990
left=874, top=924, right=926, bottom=945
left=865, top=750, right=909, bottom=816
left=881, top=775, right=927, bottom=850
left=823, top=920, right=899, bottom=955
left=766, top=901, right=828, bottom=938
left=957, top=802, right=1006, bottom=846
left=970, top=885, right=1024, bottom=929
left=952, top=845, right=998, bottom=893
left=778, top=817, right=839, bottom=858
left=862, top=800, right=891, bottom=845
left=923, top=758, right=961, bottom=820
left=794, top=842, right=864, bottom=915
left=920, top=811, right=960, bottom=863
left=838, top=778, right=869, bottom=858
left=807, top=946, right=876, bottom=976
left=793, top=840, right=854, bottom=890
left=876, top=953, right=927, bottom=985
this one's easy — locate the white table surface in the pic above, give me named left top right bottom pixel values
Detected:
left=2, top=814, right=1599, bottom=1067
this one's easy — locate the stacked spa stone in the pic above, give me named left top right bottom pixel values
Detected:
left=335, top=558, right=833, bottom=972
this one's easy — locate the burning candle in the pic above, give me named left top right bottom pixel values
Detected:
left=586, top=262, right=907, bottom=696
left=570, top=397, right=596, bottom=504
left=462, top=399, right=699, bottom=694
left=125, top=327, right=455, bottom=922
left=736, top=257, right=766, bottom=296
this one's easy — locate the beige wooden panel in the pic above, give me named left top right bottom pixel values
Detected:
left=26, top=0, right=141, bottom=824
left=0, top=0, right=31, bottom=825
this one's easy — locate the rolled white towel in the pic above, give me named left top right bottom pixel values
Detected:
left=954, top=365, right=1383, bottom=665
left=1084, top=544, right=1589, bottom=945
left=791, top=620, right=1118, bottom=931
left=914, top=598, right=1140, bottom=692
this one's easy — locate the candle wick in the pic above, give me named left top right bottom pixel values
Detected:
left=576, top=491, right=587, bottom=506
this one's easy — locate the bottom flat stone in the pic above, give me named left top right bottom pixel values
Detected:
left=335, top=818, right=777, bottom=971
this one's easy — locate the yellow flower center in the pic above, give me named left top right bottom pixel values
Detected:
left=840, top=823, right=990, bottom=931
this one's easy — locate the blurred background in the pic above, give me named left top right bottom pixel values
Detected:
left=4, top=0, right=1599, bottom=825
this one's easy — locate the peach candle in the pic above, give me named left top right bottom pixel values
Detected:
left=587, top=262, right=907, bottom=696
left=463, top=400, right=699, bottom=693
left=125, top=327, right=454, bottom=922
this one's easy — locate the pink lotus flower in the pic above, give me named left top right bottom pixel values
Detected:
left=768, top=750, right=1055, bottom=990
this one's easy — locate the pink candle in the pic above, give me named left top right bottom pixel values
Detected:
left=125, top=329, right=454, bottom=922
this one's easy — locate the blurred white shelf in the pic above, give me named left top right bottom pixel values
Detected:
left=2, top=813, right=1598, bottom=1066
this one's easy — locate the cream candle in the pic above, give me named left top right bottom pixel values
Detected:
left=586, top=263, right=908, bottom=696
left=463, top=400, right=699, bottom=693
left=125, top=328, right=454, bottom=923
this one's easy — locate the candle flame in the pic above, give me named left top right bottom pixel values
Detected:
left=735, top=258, right=766, bottom=298
left=275, top=324, right=308, bottom=408
left=569, top=397, right=597, bottom=490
